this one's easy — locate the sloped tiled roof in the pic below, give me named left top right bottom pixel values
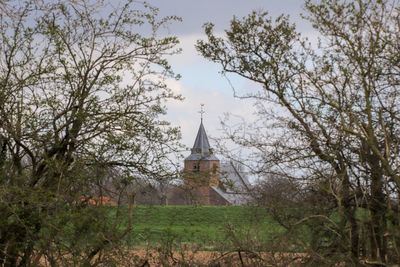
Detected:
left=220, top=161, right=251, bottom=193
left=211, top=186, right=250, bottom=205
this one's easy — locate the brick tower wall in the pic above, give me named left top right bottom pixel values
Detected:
left=184, top=159, right=220, bottom=187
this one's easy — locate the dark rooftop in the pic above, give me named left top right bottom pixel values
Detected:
left=185, top=121, right=219, bottom=161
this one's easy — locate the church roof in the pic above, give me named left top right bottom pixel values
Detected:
left=185, top=120, right=219, bottom=161
left=211, top=186, right=250, bottom=205
left=193, top=122, right=210, bottom=152
left=220, top=161, right=251, bottom=193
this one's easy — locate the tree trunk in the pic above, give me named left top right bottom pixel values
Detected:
left=369, top=154, right=387, bottom=263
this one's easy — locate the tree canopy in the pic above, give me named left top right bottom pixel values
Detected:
left=0, top=0, right=182, bottom=265
left=197, top=0, right=400, bottom=264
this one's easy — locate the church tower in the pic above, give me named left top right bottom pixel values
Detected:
left=184, top=119, right=220, bottom=187
left=179, top=105, right=230, bottom=205
left=184, top=104, right=220, bottom=188
left=166, top=105, right=244, bottom=205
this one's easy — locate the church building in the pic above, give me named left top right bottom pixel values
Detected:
left=167, top=107, right=251, bottom=205
left=180, top=119, right=230, bottom=205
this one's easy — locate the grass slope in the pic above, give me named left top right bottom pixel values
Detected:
left=123, top=205, right=283, bottom=247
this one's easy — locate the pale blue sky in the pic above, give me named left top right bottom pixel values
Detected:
left=144, top=1, right=314, bottom=157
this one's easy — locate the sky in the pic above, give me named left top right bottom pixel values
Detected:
left=144, top=0, right=315, bottom=160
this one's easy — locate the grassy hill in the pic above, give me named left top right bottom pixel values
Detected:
left=118, top=205, right=283, bottom=248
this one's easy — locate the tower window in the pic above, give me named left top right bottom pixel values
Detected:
left=193, top=163, right=199, bottom=171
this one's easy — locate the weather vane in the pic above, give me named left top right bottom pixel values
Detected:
left=199, top=103, right=205, bottom=122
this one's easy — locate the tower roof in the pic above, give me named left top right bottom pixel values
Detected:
left=193, top=122, right=210, bottom=153
left=185, top=121, right=219, bottom=161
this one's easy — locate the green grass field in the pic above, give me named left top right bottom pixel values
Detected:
left=118, top=205, right=284, bottom=248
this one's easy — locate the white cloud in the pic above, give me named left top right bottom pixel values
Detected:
left=165, top=76, right=259, bottom=156
left=169, top=34, right=205, bottom=66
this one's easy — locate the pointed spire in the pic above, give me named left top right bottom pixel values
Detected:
left=185, top=104, right=219, bottom=161
left=193, top=104, right=210, bottom=154
left=192, top=121, right=211, bottom=154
